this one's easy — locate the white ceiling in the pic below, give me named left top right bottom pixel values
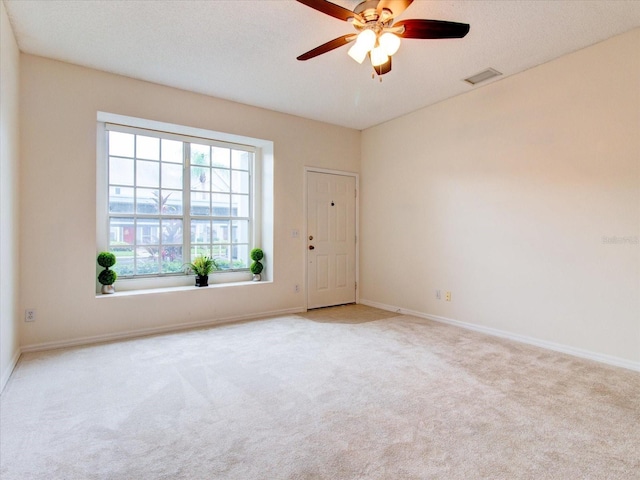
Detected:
left=4, top=0, right=640, bottom=130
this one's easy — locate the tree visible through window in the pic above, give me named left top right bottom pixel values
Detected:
left=106, top=125, right=253, bottom=278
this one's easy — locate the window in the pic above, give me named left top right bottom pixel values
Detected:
left=103, top=123, right=256, bottom=281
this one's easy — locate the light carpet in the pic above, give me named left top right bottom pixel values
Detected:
left=1, top=305, right=639, bottom=479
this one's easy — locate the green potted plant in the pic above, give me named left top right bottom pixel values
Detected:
left=250, top=248, right=264, bottom=281
left=97, top=251, right=117, bottom=294
left=185, top=255, right=218, bottom=287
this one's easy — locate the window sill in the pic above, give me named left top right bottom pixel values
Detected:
left=95, top=279, right=272, bottom=298
left=96, top=270, right=256, bottom=293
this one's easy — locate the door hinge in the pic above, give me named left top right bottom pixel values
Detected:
left=355, top=281, right=358, bottom=290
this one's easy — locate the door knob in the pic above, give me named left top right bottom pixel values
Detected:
left=309, top=245, right=315, bottom=250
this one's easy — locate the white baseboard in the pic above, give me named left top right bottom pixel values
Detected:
left=359, top=299, right=640, bottom=372
left=20, top=307, right=305, bottom=354
left=1, top=347, right=22, bottom=394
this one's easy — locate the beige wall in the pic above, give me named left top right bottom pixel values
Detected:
left=19, top=55, right=360, bottom=348
left=360, top=29, right=640, bottom=365
left=0, top=0, right=21, bottom=391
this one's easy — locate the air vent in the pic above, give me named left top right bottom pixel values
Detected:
left=464, top=68, right=502, bottom=85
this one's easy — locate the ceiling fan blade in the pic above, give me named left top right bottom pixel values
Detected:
left=296, top=0, right=359, bottom=22
left=377, top=0, right=413, bottom=19
left=297, top=34, right=355, bottom=61
left=395, top=19, right=470, bottom=39
left=373, top=55, right=392, bottom=76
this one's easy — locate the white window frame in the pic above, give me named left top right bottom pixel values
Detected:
left=97, top=112, right=272, bottom=293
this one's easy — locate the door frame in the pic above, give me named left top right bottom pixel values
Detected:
left=303, top=167, right=359, bottom=311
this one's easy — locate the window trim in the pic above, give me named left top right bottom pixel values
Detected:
left=96, top=112, right=273, bottom=293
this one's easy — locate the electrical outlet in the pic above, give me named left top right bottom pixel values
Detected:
left=25, top=309, right=36, bottom=322
left=295, top=284, right=300, bottom=293
left=445, top=291, right=452, bottom=302
left=435, top=290, right=441, bottom=300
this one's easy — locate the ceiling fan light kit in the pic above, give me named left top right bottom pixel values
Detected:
left=347, top=29, right=376, bottom=63
left=379, top=32, right=401, bottom=56
left=356, top=29, right=377, bottom=51
left=347, top=42, right=368, bottom=64
left=296, top=0, right=470, bottom=77
left=370, top=45, right=389, bottom=67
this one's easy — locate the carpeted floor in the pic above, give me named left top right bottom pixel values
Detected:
left=1, top=305, right=639, bottom=479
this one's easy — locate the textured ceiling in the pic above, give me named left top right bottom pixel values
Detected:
left=4, top=0, right=640, bottom=130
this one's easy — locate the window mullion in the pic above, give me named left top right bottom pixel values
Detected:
left=157, top=142, right=163, bottom=274
left=133, top=135, right=138, bottom=276
left=183, top=142, right=191, bottom=265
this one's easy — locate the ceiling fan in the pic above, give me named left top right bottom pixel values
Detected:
left=296, top=0, right=470, bottom=76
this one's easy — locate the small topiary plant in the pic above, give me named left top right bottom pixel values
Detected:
left=184, top=255, right=218, bottom=286
left=249, top=261, right=264, bottom=275
left=250, top=248, right=264, bottom=280
left=98, top=269, right=117, bottom=286
left=97, top=251, right=117, bottom=294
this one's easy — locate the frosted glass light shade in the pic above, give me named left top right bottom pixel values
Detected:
left=348, top=43, right=368, bottom=64
left=379, top=32, right=401, bottom=56
left=355, top=29, right=376, bottom=51
left=370, top=45, right=389, bottom=67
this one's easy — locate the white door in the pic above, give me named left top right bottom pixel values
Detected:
left=307, top=171, right=357, bottom=309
